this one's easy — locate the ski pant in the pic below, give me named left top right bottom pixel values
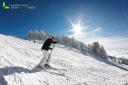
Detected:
left=38, top=50, right=51, bottom=68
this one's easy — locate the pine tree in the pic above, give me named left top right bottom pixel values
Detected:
left=87, top=43, right=92, bottom=53
left=92, top=41, right=100, bottom=55
left=99, top=45, right=108, bottom=59
left=28, top=30, right=34, bottom=40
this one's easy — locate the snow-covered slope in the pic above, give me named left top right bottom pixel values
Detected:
left=0, top=34, right=128, bottom=85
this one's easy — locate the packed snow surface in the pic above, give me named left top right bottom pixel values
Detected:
left=0, top=34, right=128, bottom=85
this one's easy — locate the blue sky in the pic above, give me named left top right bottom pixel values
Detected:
left=0, top=0, right=128, bottom=50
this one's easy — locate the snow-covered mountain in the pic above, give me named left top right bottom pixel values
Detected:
left=0, top=34, right=128, bottom=85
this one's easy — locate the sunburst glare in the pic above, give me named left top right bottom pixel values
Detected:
left=69, top=19, right=85, bottom=37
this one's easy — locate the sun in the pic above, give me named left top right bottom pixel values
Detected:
left=71, top=22, right=83, bottom=35
left=70, top=20, right=84, bottom=35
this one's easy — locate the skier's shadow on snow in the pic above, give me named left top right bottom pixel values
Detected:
left=0, top=66, right=40, bottom=85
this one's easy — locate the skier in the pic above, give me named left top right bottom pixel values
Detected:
left=38, top=36, right=57, bottom=69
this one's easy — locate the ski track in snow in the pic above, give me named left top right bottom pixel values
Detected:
left=0, top=34, right=128, bottom=85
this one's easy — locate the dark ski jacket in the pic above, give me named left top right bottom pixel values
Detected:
left=41, top=38, right=57, bottom=51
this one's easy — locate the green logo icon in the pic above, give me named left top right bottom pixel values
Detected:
left=2, top=2, right=10, bottom=10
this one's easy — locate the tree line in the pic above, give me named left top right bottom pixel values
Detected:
left=28, top=30, right=108, bottom=59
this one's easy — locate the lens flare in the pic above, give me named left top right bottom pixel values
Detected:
left=69, top=19, right=85, bottom=37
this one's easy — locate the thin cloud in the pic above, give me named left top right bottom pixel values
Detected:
left=89, top=27, right=102, bottom=34
left=68, top=26, right=128, bottom=50
left=97, top=36, right=128, bottom=50
left=83, top=35, right=128, bottom=50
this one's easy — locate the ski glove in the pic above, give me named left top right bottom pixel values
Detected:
left=53, top=41, right=57, bottom=44
left=50, top=48, right=53, bottom=50
left=49, top=47, right=53, bottom=50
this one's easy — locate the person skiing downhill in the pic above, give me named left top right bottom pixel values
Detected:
left=38, top=36, right=57, bottom=69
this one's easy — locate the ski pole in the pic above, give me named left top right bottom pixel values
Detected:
left=47, top=44, right=55, bottom=61
left=49, top=44, right=55, bottom=57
